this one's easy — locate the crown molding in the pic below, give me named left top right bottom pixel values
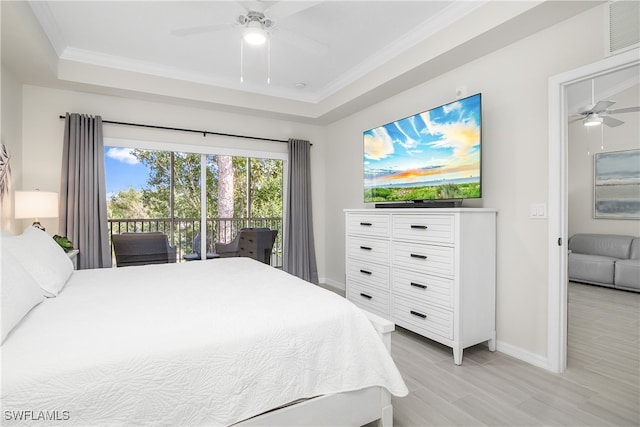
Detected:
left=59, top=47, right=321, bottom=104
left=27, top=0, right=66, bottom=56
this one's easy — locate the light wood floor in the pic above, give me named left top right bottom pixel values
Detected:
left=321, top=283, right=640, bottom=426
left=390, top=282, right=639, bottom=426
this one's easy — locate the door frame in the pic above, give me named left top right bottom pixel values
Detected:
left=546, top=48, right=640, bottom=373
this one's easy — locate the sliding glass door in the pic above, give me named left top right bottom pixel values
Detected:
left=104, top=144, right=284, bottom=266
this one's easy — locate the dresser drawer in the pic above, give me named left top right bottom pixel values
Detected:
left=392, top=268, right=453, bottom=308
left=347, top=213, right=390, bottom=238
left=346, top=259, right=389, bottom=289
left=393, top=242, right=454, bottom=278
left=347, top=281, right=390, bottom=318
left=347, top=236, right=390, bottom=263
left=392, top=295, right=453, bottom=340
left=392, top=214, right=454, bottom=244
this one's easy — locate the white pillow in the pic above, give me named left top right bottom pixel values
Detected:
left=1, top=248, right=45, bottom=343
left=3, top=226, right=74, bottom=297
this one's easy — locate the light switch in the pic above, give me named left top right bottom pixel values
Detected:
left=529, top=203, right=547, bottom=219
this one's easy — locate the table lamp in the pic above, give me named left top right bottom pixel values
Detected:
left=15, top=190, right=59, bottom=231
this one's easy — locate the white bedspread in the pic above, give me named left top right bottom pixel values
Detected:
left=1, top=258, right=407, bottom=426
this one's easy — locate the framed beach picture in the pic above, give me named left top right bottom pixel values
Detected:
left=594, top=149, right=640, bottom=219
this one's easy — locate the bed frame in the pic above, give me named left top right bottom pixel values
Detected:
left=236, top=310, right=395, bottom=427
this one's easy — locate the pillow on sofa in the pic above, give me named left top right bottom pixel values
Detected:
left=3, top=226, right=73, bottom=297
left=1, top=247, right=45, bottom=343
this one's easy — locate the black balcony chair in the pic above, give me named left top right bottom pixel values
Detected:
left=215, top=228, right=277, bottom=264
left=183, top=232, right=220, bottom=261
left=112, top=232, right=177, bottom=267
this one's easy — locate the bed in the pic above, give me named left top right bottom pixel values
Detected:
left=1, top=227, right=408, bottom=426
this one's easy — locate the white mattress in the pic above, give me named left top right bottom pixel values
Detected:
left=1, top=258, right=407, bottom=426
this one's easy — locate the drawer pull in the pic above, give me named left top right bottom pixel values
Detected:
left=359, top=269, right=372, bottom=275
left=360, top=293, right=372, bottom=300
left=410, top=225, right=428, bottom=229
left=410, top=310, right=427, bottom=319
left=360, top=222, right=372, bottom=226
left=410, top=253, right=427, bottom=260
left=410, top=282, right=427, bottom=289
left=360, top=246, right=372, bottom=251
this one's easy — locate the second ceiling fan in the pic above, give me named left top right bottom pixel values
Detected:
left=570, top=79, right=640, bottom=127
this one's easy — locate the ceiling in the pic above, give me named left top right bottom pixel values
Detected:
left=567, top=64, right=640, bottom=114
left=2, top=1, right=603, bottom=123
left=30, top=1, right=484, bottom=103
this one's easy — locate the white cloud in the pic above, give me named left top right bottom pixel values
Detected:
left=442, top=100, right=462, bottom=114
left=106, top=147, right=139, bottom=165
left=364, top=128, right=395, bottom=160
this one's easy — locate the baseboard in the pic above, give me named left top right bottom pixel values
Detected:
left=496, top=340, right=549, bottom=370
left=319, top=277, right=345, bottom=292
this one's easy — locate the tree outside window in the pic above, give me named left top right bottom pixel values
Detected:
left=105, top=146, right=283, bottom=265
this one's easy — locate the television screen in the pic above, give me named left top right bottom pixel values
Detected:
left=363, top=93, right=481, bottom=204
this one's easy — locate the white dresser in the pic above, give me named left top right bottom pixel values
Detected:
left=345, top=208, right=497, bottom=365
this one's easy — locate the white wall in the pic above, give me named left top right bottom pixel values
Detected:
left=568, top=84, right=640, bottom=237
left=20, top=86, right=327, bottom=275
left=324, top=5, right=607, bottom=361
left=1, top=65, right=23, bottom=233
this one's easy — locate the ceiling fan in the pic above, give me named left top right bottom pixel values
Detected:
left=170, top=1, right=327, bottom=55
left=569, top=80, right=640, bottom=127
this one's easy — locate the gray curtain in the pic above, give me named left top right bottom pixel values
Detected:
left=59, top=113, right=111, bottom=269
left=283, top=139, right=318, bottom=284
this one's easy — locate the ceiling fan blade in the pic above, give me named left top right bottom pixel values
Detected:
left=602, top=116, right=624, bottom=127
left=264, top=1, right=321, bottom=21
left=607, top=106, right=640, bottom=114
left=591, top=100, right=615, bottom=113
left=272, top=27, right=328, bottom=56
left=568, top=117, right=583, bottom=124
left=171, top=23, right=235, bottom=37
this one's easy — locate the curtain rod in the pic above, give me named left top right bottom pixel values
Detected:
left=58, top=115, right=289, bottom=144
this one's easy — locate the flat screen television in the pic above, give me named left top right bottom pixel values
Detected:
left=363, top=93, right=481, bottom=206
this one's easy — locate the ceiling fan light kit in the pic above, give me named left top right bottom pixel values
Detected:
left=584, top=113, right=603, bottom=127
left=237, top=10, right=273, bottom=84
left=239, top=29, right=271, bottom=85
left=243, top=21, right=267, bottom=46
left=174, top=3, right=324, bottom=86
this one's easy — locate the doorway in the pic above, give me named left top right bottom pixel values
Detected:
left=547, top=48, right=640, bottom=373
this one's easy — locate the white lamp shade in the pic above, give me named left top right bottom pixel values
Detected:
left=15, top=191, right=59, bottom=219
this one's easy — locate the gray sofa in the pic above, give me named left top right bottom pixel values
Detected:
left=568, top=233, right=639, bottom=292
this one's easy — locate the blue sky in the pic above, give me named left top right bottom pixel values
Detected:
left=104, top=147, right=150, bottom=198
left=363, top=93, right=481, bottom=187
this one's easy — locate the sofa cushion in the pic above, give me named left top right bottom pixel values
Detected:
left=568, top=253, right=616, bottom=285
left=568, top=234, right=634, bottom=260
left=615, top=259, right=640, bottom=291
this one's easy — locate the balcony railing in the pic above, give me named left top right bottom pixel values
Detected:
left=108, top=217, right=283, bottom=267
